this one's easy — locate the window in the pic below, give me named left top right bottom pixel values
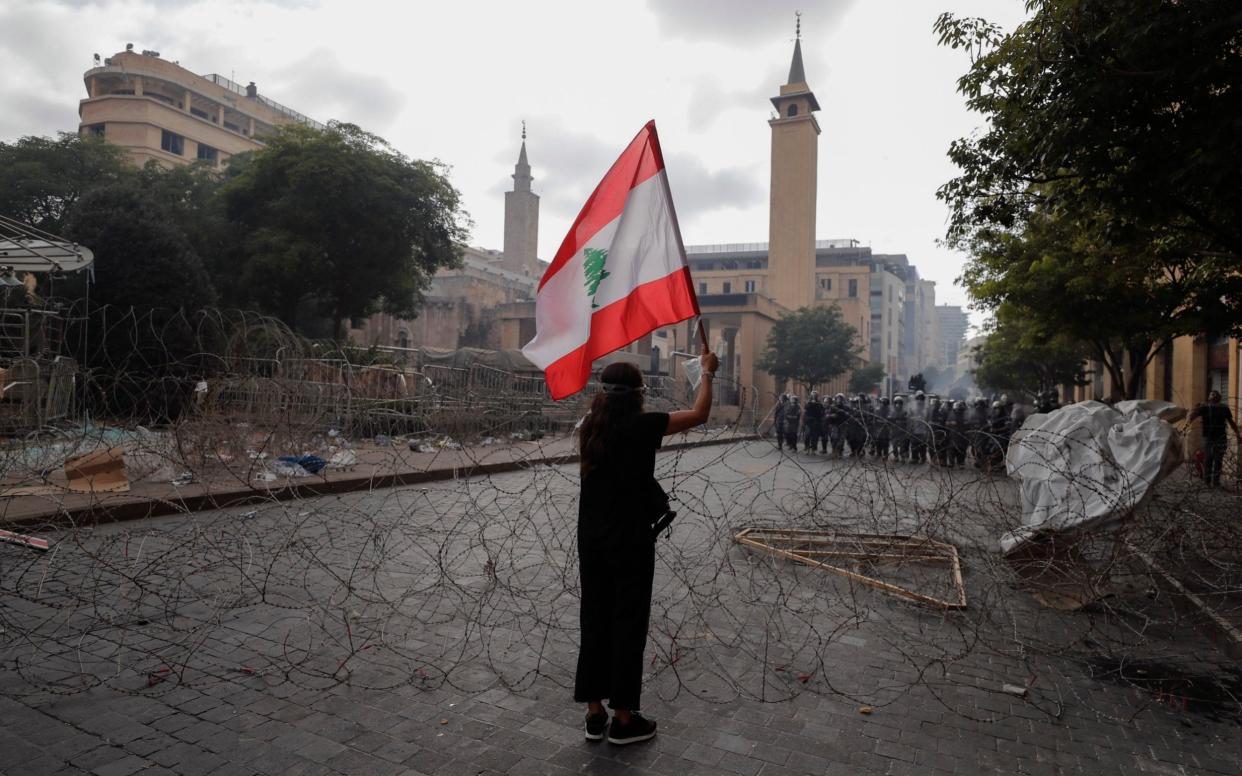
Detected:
left=722, top=282, right=731, bottom=294
left=223, top=120, right=241, bottom=133
left=160, top=130, right=184, bottom=155
left=197, top=144, right=218, bottom=164
left=744, top=280, right=756, bottom=293
left=787, top=104, right=798, bottom=117
left=819, top=277, right=832, bottom=290
left=848, top=279, right=858, bottom=298
left=699, top=282, right=707, bottom=295
left=190, top=106, right=213, bottom=121
left=87, top=123, right=105, bottom=137
left=397, top=331, right=409, bottom=349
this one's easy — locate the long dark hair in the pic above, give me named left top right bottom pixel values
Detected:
left=579, top=362, right=644, bottom=475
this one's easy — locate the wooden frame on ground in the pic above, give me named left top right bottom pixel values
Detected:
left=733, top=527, right=967, bottom=610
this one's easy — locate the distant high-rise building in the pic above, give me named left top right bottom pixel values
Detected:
left=936, top=305, right=971, bottom=369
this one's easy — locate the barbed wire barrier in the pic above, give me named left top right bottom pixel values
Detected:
left=0, top=305, right=1239, bottom=737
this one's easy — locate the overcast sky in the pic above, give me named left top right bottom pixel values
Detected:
left=1, top=0, right=1030, bottom=311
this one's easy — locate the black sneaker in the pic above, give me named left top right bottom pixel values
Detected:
left=585, top=712, right=609, bottom=741
left=606, top=712, right=656, bottom=745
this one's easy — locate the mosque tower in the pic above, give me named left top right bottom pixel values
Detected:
left=766, top=15, right=821, bottom=311
left=502, top=122, right=540, bottom=277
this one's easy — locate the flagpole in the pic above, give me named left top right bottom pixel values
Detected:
left=650, top=122, right=708, bottom=355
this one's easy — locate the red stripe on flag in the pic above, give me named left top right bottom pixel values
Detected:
left=542, top=266, right=698, bottom=400
left=537, top=120, right=666, bottom=293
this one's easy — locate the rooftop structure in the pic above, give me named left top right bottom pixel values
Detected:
left=79, top=47, right=320, bottom=169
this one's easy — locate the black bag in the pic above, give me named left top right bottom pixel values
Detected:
left=646, top=478, right=676, bottom=538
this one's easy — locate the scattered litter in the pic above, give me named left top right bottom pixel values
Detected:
left=194, top=380, right=208, bottom=394
left=327, top=429, right=341, bottom=438
left=480, top=436, right=496, bottom=446
left=239, top=510, right=258, bottom=519
left=270, top=462, right=310, bottom=478
left=439, top=719, right=448, bottom=725
left=170, top=472, right=194, bottom=487
left=374, top=435, right=392, bottom=447
left=277, top=454, right=326, bottom=475
left=328, top=449, right=357, bottom=467
left=1002, top=684, right=1028, bottom=698
left=247, top=450, right=268, bottom=461
left=859, top=706, right=874, bottom=715
left=65, top=447, right=130, bottom=493
left=509, top=431, right=528, bottom=441
left=254, top=471, right=277, bottom=482
left=413, top=442, right=438, bottom=454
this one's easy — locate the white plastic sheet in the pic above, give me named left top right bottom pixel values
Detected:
left=1001, top=400, right=1184, bottom=555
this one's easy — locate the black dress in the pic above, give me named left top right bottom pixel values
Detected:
left=573, top=411, right=669, bottom=711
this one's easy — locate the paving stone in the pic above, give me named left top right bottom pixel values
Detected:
left=90, top=755, right=151, bottom=776
left=3, top=448, right=1240, bottom=776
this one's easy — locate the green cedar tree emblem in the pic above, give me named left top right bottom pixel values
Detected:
left=583, top=247, right=610, bottom=308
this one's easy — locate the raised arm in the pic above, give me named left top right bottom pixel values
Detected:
left=666, top=347, right=720, bottom=436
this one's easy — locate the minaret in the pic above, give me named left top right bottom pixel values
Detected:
left=767, top=14, right=821, bottom=311
left=503, top=121, right=540, bottom=277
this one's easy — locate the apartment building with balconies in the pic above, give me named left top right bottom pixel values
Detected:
left=78, top=47, right=321, bottom=169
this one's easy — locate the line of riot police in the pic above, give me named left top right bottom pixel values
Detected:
left=771, top=389, right=1056, bottom=471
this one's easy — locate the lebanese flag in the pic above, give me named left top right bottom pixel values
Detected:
left=522, top=121, right=699, bottom=400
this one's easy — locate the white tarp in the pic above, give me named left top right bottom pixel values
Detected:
left=1001, top=400, right=1184, bottom=555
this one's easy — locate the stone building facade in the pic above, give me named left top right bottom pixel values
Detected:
left=349, top=139, right=546, bottom=353
left=79, top=47, right=318, bottom=169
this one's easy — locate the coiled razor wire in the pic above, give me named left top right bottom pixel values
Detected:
left=0, top=304, right=1238, bottom=733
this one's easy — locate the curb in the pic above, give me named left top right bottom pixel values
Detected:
left=6, top=434, right=760, bottom=531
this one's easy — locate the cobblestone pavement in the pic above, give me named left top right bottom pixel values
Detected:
left=1, top=440, right=1238, bottom=775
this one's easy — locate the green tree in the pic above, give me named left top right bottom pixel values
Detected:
left=959, top=204, right=1223, bottom=398
left=971, top=304, right=1088, bottom=399
left=135, top=161, right=242, bottom=303
left=848, top=363, right=886, bottom=394
left=937, top=2, right=1242, bottom=399
left=757, top=305, right=861, bottom=392
left=64, top=180, right=217, bottom=311
left=936, top=1, right=1242, bottom=263
left=221, top=122, right=469, bottom=337
left=0, top=133, right=132, bottom=231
